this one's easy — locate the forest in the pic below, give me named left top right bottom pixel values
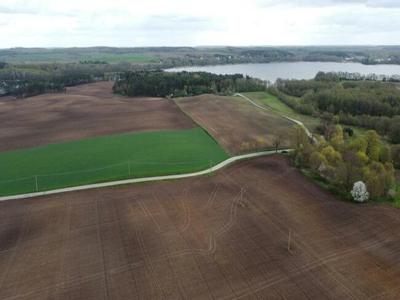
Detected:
left=113, top=71, right=267, bottom=97
left=272, top=73, right=400, bottom=143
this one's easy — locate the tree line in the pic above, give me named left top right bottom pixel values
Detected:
left=0, top=62, right=147, bottom=98
left=113, top=71, right=267, bottom=97
left=314, top=71, right=400, bottom=82
left=272, top=74, right=400, bottom=143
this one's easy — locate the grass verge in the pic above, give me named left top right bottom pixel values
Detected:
left=0, top=127, right=229, bottom=196
left=300, top=168, right=352, bottom=202
left=394, top=171, right=400, bottom=207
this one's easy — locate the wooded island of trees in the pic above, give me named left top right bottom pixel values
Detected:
left=293, top=123, right=396, bottom=201
left=113, top=71, right=267, bottom=97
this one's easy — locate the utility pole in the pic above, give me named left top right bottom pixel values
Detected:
left=288, top=229, right=292, bottom=252
left=35, top=175, right=38, bottom=192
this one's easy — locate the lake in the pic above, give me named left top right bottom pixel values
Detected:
left=166, top=62, right=400, bottom=82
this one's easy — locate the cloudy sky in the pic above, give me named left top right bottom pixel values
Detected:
left=0, top=0, right=399, bottom=48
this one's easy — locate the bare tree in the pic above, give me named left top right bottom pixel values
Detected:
left=272, top=131, right=284, bottom=153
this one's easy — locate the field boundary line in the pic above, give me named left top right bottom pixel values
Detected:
left=0, top=149, right=293, bottom=202
left=174, top=99, right=230, bottom=155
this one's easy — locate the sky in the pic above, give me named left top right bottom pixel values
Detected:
left=0, top=0, right=399, bottom=48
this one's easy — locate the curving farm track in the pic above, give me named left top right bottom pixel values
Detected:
left=234, top=93, right=313, bottom=138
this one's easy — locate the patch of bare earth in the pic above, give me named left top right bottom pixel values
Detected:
left=1, top=155, right=399, bottom=299
left=0, top=82, right=194, bottom=152
left=176, top=94, right=294, bottom=155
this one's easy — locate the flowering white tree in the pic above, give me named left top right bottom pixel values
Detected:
left=351, top=181, right=369, bottom=203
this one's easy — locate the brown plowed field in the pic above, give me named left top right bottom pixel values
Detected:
left=176, top=95, right=294, bottom=155
left=0, top=82, right=194, bottom=152
left=1, top=155, right=399, bottom=299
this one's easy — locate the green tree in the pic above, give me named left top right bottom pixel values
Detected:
left=379, top=145, right=392, bottom=163
left=392, top=145, right=400, bottom=168
left=336, top=150, right=367, bottom=188
left=343, top=127, right=354, bottom=138
left=330, top=125, right=344, bottom=150
left=309, top=151, right=327, bottom=171
left=365, top=130, right=380, bottom=162
left=321, top=145, right=342, bottom=166
left=389, top=122, right=400, bottom=143
left=294, top=125, right=310, bottom=149
left=348, top=136, right=367, bottom=153
left=363, top=161, right=395, bottom=198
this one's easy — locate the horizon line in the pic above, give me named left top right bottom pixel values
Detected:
left=1, top=44, right=400, bottom=50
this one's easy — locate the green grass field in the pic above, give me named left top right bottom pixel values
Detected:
left=243, top=92, right=320, bottom=131
left=0, top=128, right=229, bottom=196
left=0, top=51, right=157, bottom=63
left=244, top=92, right=366, bottom=135
left=94, top=54, right=157, bottom=63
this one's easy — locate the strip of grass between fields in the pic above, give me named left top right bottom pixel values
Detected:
left=244, top=92, right=366, bottom=136
left=243, top=92, right=320, bottom=131
left=0, top=127, right=229, bottom=196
